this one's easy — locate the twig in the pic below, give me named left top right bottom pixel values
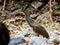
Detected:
left=49, top=0, right=53, bottom=23
left=2, top=0, right=6, bottom=16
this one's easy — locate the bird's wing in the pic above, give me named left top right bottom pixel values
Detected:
left=33, top=25, right=49, bottom=38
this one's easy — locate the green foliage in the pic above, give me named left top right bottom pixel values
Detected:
left=21, top=22, right=28, bottom=28
left=42, top=19, right=59, bottom=30
left=54, top=6, right=60, bottom=14
left=54, top=6, right=60, bottom=11
left=3, top=20, right=10, bottom=26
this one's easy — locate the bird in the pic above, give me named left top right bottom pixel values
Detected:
left=24, top=11, right=49, bottom=39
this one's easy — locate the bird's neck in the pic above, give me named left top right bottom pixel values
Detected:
left=25, top=13, right=35, bottom=27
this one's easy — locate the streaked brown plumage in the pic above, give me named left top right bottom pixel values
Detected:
left=25, top=11, right=49, bottom=39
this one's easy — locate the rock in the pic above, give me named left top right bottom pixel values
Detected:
left=29, top=36, right=53, bottom=45
left=9, top=37, right=26, bottom=45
